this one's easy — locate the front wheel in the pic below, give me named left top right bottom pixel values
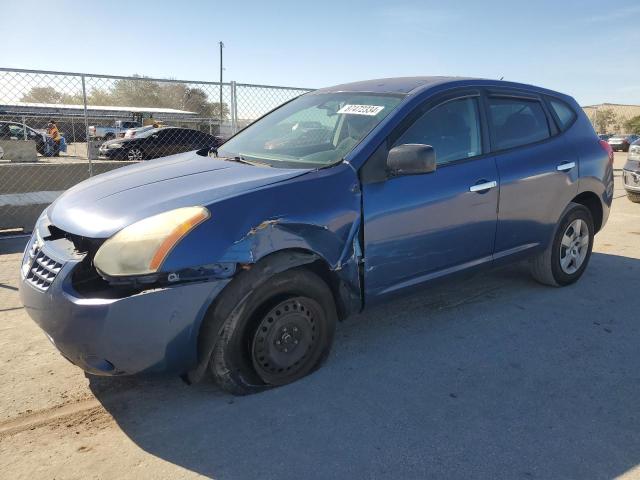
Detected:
left=209, top=268, right=337, bottom=395
left=530, top=202, right=594, bottom=286
left=126, top=148, right=144, bottom=161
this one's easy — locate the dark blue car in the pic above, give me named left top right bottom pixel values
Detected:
left=19, top=77, right=614, bottom=394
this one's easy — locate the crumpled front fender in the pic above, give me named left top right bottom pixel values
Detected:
left=163, top=163, right=363, bottom=286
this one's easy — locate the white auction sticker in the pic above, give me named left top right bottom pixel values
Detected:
left=337, top=104, right=385, bottom=116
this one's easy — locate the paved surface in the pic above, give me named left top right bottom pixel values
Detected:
left=0, top=153, right=639, bottom=479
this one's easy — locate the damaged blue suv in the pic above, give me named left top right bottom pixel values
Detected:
left=19, top=77, right=614, bottom=394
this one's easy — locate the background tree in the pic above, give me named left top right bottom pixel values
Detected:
left=108, top=76, right=163, bottom=108
left=20, top=77, right=229, bottom=119
left=593, top=109, right=617, bottom=134
left=21, top=86, right=61, bottom=103
left=623, top=115, right=640, bottom=135
left=21, top=86, right=82, bottom=104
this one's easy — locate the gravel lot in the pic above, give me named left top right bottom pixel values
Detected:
left=1, top=153, right=639, bottom=479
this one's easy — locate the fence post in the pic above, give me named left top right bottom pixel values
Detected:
left=81, top=74, right=92, bottom=176
left=231, top=81, right=238, bottom=133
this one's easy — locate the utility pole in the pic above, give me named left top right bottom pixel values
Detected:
left=219, top=41, right=224, bottom=133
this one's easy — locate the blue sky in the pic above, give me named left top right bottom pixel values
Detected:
left=4, top=0, right=640, bottom=105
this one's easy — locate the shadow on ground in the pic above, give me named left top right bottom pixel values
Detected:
left=0, top=236, right=28, bottom=255
left=90, top=252, right=640, bottom=479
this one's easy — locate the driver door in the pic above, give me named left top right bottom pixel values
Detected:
left=362, top=93, right=499, bottom=297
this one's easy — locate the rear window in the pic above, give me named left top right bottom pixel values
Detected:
left=549, top=99, right=576, bottom=130
left=488, top=97, right=550, bottom=151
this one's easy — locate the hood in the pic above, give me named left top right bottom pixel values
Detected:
left=48, top=151, right=309, bottom=238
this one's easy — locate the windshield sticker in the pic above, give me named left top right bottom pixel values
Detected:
left=337, top=104, right=385, bottom=116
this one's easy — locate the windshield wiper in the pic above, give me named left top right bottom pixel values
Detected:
left=228, top=153, right=271, bottom=167
left=209, top=148, right=252, bottom=165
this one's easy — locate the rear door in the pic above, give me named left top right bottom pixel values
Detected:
left=486, top=91, right=579, bottom=258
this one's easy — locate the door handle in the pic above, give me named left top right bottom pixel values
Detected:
left=556, top=161, right=576, bottom=172
left=469, top=180, right=497, bottom=192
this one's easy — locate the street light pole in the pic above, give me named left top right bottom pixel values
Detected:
left=219, top=41, right=224, bottom=133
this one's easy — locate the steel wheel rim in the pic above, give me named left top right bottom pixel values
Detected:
left=251, top=297, right=321, bottom=385
left=127, top=148, right=143, bottom=161
left=559, top=218, right=589, bottom=274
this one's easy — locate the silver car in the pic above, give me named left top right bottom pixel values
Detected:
left=608, top=134, right=639, bottom=152
left=622, top=139, right=640, bottom=202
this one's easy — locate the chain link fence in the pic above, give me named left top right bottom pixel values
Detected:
left=4, top=67, right=640, bottom=232
left=0, top=67, right=311, bottom=230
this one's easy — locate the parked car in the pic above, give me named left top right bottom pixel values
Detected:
left=608, top=134, right=639, bottom=152
left=20, top=77, right=613, bottom=395
left=98, top=127, right=222, bottom=160
left=89, top=120, right=141, bottom=141
left=598, top=133, right=612, bottom=141
left=0, top=121, right=47, bottom=155
left=622, top=138, right=640, bottom=203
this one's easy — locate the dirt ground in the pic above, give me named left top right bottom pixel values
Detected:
left=1, top=153, right=639, bottom=479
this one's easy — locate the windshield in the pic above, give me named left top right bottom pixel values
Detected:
left=218, top=92, right=404, bottom=168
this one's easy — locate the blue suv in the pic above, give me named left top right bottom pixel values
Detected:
left=19, top=77, right=614, bottom=394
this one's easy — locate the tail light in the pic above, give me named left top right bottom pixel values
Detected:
left=599, top=139, right=614, bottom=165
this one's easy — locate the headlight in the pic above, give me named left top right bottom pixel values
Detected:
left=94, top=207, right=210, bottom=277
left=107, top=143, right=123, bottom=148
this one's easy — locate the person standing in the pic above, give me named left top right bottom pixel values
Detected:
left=47, top=120, right=62, bottom=156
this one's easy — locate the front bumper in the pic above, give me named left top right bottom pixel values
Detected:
left=19, top=235, right=230, bottom=376
left=98, top=147, right=123, bottom=159
left=623, top=167, right=640, bottom=193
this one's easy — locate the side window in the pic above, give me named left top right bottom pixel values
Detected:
left=549, top=99, right=576, bottom=131
left=8, top=125, right=25, bottom=137
left=394, top=97, right=482, bottom=165
left=182, top=130, right=199, bottom=145
left=488, top=97, right=550, bottom=150
left=192, top=131, right=209, bottom=146
left=169, top=129, right=187, bottom=145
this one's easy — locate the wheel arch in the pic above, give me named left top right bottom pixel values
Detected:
left=571, top=191, right=603, bottom=233
left=186, top=247, right=359, bottom=384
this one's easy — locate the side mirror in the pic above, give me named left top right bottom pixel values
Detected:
left=387, top=144, right=436, bottom=176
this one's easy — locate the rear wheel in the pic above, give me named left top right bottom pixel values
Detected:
left=530, top=203, right=594, bottom=286
left=209, top=268, right=337, bottom=395
left=627, top=191, right=640, bottom=203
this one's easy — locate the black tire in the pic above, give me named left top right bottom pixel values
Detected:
left=104, top=133, right=115, bottom=141
left=530, top=202, right=594, bottom=287
left=209, top=268, right=337, bottom=395
left=627, top=191, right=640, bottom=203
